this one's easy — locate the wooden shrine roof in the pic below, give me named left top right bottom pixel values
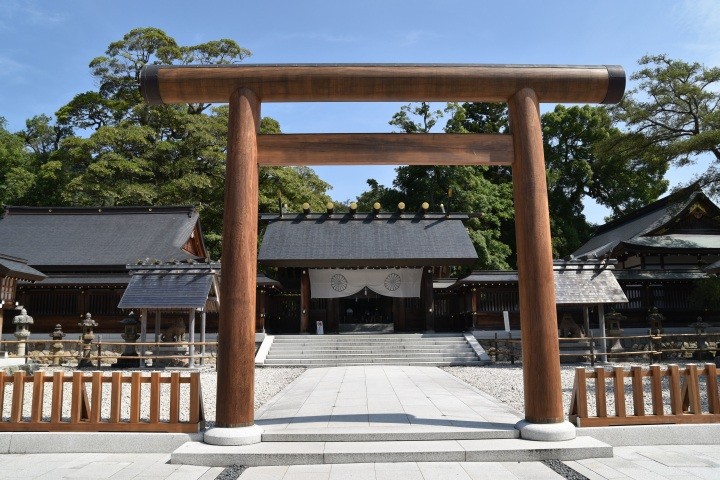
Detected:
left=572, top=187, right=720, bottom=259
left=258, top=213, right=478, bottom=267
left=0, top=253, right=46, bottom=282
left=454, top=261, right=628, bottom=305
left=0, top=206, right=206, bottom=269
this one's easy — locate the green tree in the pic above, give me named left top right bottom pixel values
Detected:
left=0, top=117, right=34, bottom=204
left=3, top=27, right=333, bottom=260
left=357, top=103, right=514, bottom=270
left=542, top=105, right=668, bottom=254
left=389, top=102, right=444, bottom=133
left=612, top=54, right=720, bottom=193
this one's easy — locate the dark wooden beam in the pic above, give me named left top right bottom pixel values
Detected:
left=257, top=133, right=513, bottom=166
left=141, top=64, right=625, bottom=105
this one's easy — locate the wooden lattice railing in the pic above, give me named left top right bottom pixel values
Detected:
left=0, top=371, right=204, bottom=433
left=569, top=363, right=720, bottom=427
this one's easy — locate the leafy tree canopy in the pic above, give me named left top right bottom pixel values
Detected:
left=361, top=94, right=672, bottom=266
left=1, top=27, right=332, bottom=260
left=613, top=54, right=720, bottom=194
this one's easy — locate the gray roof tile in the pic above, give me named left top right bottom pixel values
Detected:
left=0, top=253, right=46, bottom=281
left=258, top=213, right=478, bottom=267
left=572, top=188, right=710, bottom=258
left=0, top=206, right=203, bottom=268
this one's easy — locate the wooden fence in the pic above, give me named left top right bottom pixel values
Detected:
left=0, top=339, right=218, bottom=367
left=481, top=332, right=720, bottom=365
left=0, top=371, right=204, bottom=433
left=569, top=363, right=720, bottom=427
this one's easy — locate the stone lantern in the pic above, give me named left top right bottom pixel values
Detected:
left=116, top=311, right=140, bottom=368
left=647, top=307, right=665, bottom=335
left=605, top=309, right=626, bottom=353
left=691, top=316, right=711, bottom=360
left=78, top=312, right=98, bottom=368
left=13, top=308, right=33, bottom=361
left=49, top=324, right=66, bottom=366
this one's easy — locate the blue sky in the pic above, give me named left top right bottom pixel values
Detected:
left=1, top=0, right=718, bottom=222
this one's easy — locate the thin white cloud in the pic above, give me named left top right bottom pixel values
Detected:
left=0, top=55, right=29, bottom=78
left=676, top=0, right=720, bottom=65
left=0, top=0, right=65, bottom=31
left=269, top=31, right=357, bottom=44
left=398, top=30, right=441, bottom=47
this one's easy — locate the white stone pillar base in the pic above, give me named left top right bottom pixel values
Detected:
left=203, top=425, right=263, bottom=446
left=516, top=420, right=576, bottom=441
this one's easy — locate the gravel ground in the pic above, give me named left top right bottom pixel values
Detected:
left=0, top=365, right=305, bottom=426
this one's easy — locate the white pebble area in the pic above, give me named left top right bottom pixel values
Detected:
left=0, top=366, right=305, bottom=428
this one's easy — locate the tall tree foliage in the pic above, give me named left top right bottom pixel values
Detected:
left=0, top=117, right=34, bottom=204
left=613, top=54, right=720, bottom=194
left=364, top=102, right=514, bottom=270
left=363, top=96, right=670, bottom=266
left=543, top=105, right=667, bottom=253
left=2, top=28, right=332, bottom=259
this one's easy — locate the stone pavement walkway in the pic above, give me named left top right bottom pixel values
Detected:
left=239, top=444, right=720, bottom=479
left=0, top=453, right=223, bottom=479
left=3, top=448, right=720, bottom=479
left=254, top=365, right=521, bottom=440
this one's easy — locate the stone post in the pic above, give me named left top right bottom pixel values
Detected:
left=116, top=311, right=140, bottom=368
left=78, top=313, right=97, bottom=368
left=49, top=324, right=66, bottom=365
left=13, top=308, right=33, bottom=361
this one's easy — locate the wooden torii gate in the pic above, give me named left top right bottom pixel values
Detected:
left=140, top=63, right=625, bottom=444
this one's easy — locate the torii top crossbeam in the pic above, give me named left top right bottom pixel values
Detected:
left=140, top=63, right=625, bottom=105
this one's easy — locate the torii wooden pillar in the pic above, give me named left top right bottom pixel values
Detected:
left=140, top=63, right=625, bottom=438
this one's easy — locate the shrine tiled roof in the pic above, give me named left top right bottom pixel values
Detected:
left=118, top=264, right=219, bottom=310
left=572, top=188, right=720, bottom=259
left=258, top=213, right=478, bottom=267
left=0, top=253, right=46, bottom=282
left=453, top=261, right=628, bottom=305
left=0, top=206, right=205, bottom=269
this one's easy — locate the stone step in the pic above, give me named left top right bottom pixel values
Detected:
left=172, top=437, right=613, bottom=467
left=275, top=332, right=462, bottom=339
left=271, top=339, right=468, bottom=345
left=265, top=357, right=479, bottom=365
left=259, top=425, right=519, bottom=442
left=271, top=340, right=466, bottom=344
left=262, top=333, right=483, bottom=367
left=268, top=348, right=471, bottom=353
left=260, top=360, right=487, bottom=367
left=265, top=352, right=477, bottom=360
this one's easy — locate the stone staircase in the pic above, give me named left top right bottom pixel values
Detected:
left=258, top=333, right=488, bottom=367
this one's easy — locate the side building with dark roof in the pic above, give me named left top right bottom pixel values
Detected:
left=258, top=211, right=478, bottom=333
left=570, top=187, right=720, bottom=327
left=0, top=206, right=208, bottom=333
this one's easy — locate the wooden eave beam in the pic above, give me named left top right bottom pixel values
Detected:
left=257, top=133, right=513, bottom=166
left=141, top=64, right=625, bottom=105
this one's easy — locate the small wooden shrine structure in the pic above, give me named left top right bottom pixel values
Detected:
left=258, top=210, right=477, bottom=333
left=572, top=187, right=720, bottom=326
